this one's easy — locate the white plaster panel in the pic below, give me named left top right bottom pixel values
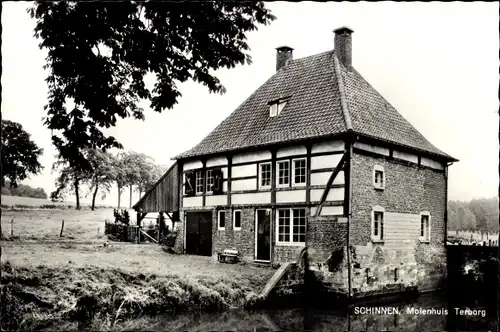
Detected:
left=205, top=195, right=228, bottom=207
left=233, top=151, right=271, bottom=164
left=353, top=142, right=390, bottom=156
left=206, top=156, right=228, bottom=167
left=231, top=179, right=257, bottom=191
left=231, top=192, right=271, bottom=205
left=320, top=206, right=344, bottom=216
left=421, top=157, right=444, bottom=170
left=393, top=150, right=418, bottom=164
left=310, top=154, right=343, bottom=170
left=276, top=190, right=306, bottom=203
left=277, top=145, right=307, bottom=158
left=183, top=160, right=203, bottom=171
left=182, top=196, right=203, bottom=207
left=232, top=164, right=257, bottom=178
left=311, top=140, right=344, bottom=154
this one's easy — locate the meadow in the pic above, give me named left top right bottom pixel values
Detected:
left=0, top=197, right=274, bottom=331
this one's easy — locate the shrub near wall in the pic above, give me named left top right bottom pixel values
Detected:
left=104, top=222, right=127, bottom=242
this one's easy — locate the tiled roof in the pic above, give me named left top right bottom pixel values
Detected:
left=175, top=50, right=456, bottom=161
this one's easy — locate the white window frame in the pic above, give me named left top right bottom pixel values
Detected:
left=276, top=160, right=290, bottom=188
left=218, top=210, right=226, bottom=231
left=373, top=165, right=385, bottom=190
left=259, top=162, right=272, bottom=189
left=233, top=210, right=242, bottom=231
left=276, top=208, right=306, bottom=246
left=292, top=158, right=307, bottom=186
left=269, top=103, right=278, bottom=117
left=419, top=211, right=431, bottom=243
left=206, top=169, right=214, bottom=193
left=195, top=171, right=204, bottom=194
left=371, top=205, right=385, bottom=242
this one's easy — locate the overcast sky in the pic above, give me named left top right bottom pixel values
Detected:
left=2, top=2, right=498, bottom=206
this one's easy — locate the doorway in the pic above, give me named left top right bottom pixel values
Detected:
left=255, top=209, right=271, bottom=262
left=185, top=211, right=213, bottom=256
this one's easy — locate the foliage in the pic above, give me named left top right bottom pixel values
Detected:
left=83, top=149, right=116, bottom=210
left=1, top=120, right=43, bottom=188
left=28, top=2, right=275, bottom=170
left=448, top=197, right=499, bottom=233
left=0, top=263, right=266, bottom=331
left=160, top=232, right=178, bottom=248
left=113, top=209, right=130, bottom=225
left=2, top=181, right=48, bottom=199
left=50, top=159, right=87, bottom=209
left=104, top=221, right=128, bottom=242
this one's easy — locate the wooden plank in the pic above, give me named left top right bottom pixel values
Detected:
left=140, top=229, right=159, bottom=244
left=314, top=153, right=347, bottom=217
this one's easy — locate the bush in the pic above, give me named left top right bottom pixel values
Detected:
left=104, top=222, right=128, bottom=242
left=113, top=209, right=130, bottom=225
left=159, top=232, right=178, bottom=248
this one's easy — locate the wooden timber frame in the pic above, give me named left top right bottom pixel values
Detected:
left=133, top=162, right=181, bottom=229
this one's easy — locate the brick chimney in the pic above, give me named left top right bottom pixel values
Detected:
left=334, top=27, right=354, bottom=69
left=276, top=46, right=294, bottom=71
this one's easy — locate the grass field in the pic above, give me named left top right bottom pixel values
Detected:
left=1, top=203, right=275, bottom=331
left=1, top=208, right=116, bottom=242
left=1, top=195, right=114, bottom=209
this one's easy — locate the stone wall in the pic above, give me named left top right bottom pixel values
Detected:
left=212, top=208, right=255, bottom=261
left=349, top=152, right=448, bottom=295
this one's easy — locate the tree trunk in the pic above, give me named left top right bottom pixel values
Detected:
left=139, top=189, right=142, bottom=200
left=117, top=184, right=121, bottom=209
left=91, top=180, right=99, bottom=211
left=75, top=179, right=80, bottom=210
left=129, top=184, right=133, bottom=208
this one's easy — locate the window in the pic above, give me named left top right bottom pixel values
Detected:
left=292, top=158, right=307, bottom=186
left=218, top=211, right=226, bottom=230
left=195, top=171, right=204, bottom=194
left=269, top=103, right=278, bottom=117
left=269, top=101, right=287, bottom=117
left=373, top=165, right=385, bottom=190
left=420, top=213, right=431, bottom=242
left=259, top=162, right=271, bottom=189
left=371, top=206, right=385, bottom=242
left=277, top=208, right=306, bottom=245
left=206, top=170, right=214, bottom=193
left=233, top=210, right=242, bottom=230
left=277, top=160, right=290, bottom=187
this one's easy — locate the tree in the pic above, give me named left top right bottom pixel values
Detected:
left=137, top=163, right=167, bottom=199
left=50, top=159, right=87, bottom=209
left=28, top=2, right=275, bottom=170
left=1, top=120, right=44, bottom=188
left=120, top=151, right=153, bottom=208
left=112, top=152, right=127, bottom=209
left=83, top=149, right=116, bottom=210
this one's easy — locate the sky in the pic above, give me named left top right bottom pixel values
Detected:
left=1, top=2, right=499, bottom=206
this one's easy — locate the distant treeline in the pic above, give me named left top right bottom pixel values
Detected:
left=1, top=181, right=48, bottom=199
left=448, top=197, right=498, bottom=233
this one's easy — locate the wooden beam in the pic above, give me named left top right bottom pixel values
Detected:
left=314, top=153, right=347, bottom=217
left=202, top=159, right=206, bottom=207
left=271, top=150, right=277, bottom=206
left=227, top=155, right=232, bottom=206
left=306, top=144, right=312, bottom=205
left=140, top=229, right=159, bottom=244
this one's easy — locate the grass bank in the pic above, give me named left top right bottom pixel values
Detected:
left=1, top=261, right=270, bottom=331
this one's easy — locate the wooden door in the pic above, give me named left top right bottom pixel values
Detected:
left=185, top=212, right=213, bottom=256
left=255, top=209, right=271, bottom=261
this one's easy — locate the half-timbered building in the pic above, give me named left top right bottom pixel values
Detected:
left=134, top=27, right=457, bottom=296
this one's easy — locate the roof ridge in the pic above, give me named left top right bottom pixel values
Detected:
left=332, top=52, right=353, bottom=131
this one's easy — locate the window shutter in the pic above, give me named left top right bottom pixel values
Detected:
left=184, top=171, right=195, bottom=196
left=212, top=168, right=223, bottom=194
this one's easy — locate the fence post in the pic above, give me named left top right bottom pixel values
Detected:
left=10, top=219, right=13, bottom=237
left=60, top=220, right=65, bottom=237
left=97, top=227, right=100, bottom=235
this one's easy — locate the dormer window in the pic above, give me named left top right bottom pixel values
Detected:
left=268, top=96, right=290, bottom=117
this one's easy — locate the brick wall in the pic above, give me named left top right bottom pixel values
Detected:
left=212, top=208, right=255, bottom=261
left=349, top=152, right=447, bottom=294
